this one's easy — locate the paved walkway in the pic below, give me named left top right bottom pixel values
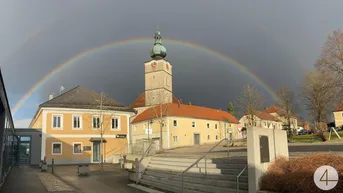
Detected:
left=53, top=164, right=144, bottom=193
left=0, top=166, right=76, bottom=193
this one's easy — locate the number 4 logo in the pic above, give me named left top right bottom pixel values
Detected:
left=314, top=166, right=339, bottom=190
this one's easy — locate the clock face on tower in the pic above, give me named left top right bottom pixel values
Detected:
left=151, top=62, right=157, bottom=68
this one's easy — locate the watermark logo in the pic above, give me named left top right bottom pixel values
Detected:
left=314, top=165, right=339, bottom=190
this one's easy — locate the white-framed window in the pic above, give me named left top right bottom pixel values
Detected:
left=52, top=142, right=62, bottom=155
left=52, top=114, right=63, bottom=129
left=264, top=122, right=267, bottom=127
left=173, top=120, right=178, bottom=127
left=173, top=136, right=179, bottom=143
left=72, top=115, right=82, bottom=130
left=207, top=135, right=210, bottom=140
left=207, top=123, right=210, bottom=128
left=216, top=135, right=218, bottom=140
left=111, top=116, right=120, bottom=130
left=92, top=116, right=100, bottom=129
left=254, top=122, right=257, bottom=126
left=73, top=142, right=82, bottom=154
left=215, top=124, right=218, bottom=129
left=192, top=121, right=196, bottom=128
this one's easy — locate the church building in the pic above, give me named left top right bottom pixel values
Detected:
left=129, top=28, right=240, bottom=149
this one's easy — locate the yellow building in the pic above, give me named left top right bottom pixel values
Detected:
left=334, top=104, right=343, bottom=128
left=239, top=110, right=283, bottom=130
left=129, top=28, right=240, bottom=149
left=29, top=86, right=135, bottom=164
left=131, top=103, right=240, bottom=149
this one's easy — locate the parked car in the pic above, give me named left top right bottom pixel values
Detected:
left=298, top=129, right=307, bottom=135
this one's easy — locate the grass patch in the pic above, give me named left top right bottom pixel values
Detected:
left=291, top=131, right=343, bottom=143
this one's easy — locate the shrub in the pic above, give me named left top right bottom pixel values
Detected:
left=259, top=154, right=343, bottom=193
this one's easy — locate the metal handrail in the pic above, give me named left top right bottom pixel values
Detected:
left=236, top=165, right=248, bottom=193
left=181, top=138, right=229, bottom=192
left=138, top=141, right=155, bottom=163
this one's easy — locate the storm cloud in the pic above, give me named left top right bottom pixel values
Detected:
left=1, top=0, right=343, bottom=125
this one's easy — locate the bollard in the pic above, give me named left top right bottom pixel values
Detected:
left=52, top=159, right=54, bottom=174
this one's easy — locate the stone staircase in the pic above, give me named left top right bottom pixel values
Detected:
left=139, top=156, right=249, bottom=193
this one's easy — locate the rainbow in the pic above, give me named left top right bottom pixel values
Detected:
left=12, top=37, right=277, bottom=116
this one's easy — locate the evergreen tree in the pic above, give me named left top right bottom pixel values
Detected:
left=228, top=102, right=235, bottom=115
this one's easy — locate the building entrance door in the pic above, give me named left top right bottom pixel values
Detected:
left=92, top=142, right=101, bottom=163
left=194, top=134, right=200, bottom=145
left=19, top=136, right=31, bottom=165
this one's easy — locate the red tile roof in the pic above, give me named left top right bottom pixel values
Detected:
left=253, top=110, right=282, bottom=122
left=334, top=104, right=343, bottom=112
left=264, top=106, right=283, bottom=113
left=132, top=103, right=239, bottom=124
left=264, top=105, right=297, bottom=119
left=130, top=93, right=181, bottom=108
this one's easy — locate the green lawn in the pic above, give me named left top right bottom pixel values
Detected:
left=291, top=130, right=343, bottom=143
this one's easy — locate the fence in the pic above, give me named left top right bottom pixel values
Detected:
left=128, top=139, right=160, bottom=156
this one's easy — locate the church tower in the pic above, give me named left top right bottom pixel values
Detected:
left=144, top=27, right=172, bottom=106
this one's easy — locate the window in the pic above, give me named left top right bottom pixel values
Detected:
left=244, top=123, right=247, bottom=127
left=216, top=135, right=218, bottom=140
left=254, top=122, right=257, bottom=126
left=72, top=115, right=82, bottom=129
left=173, top=120, right=178, bottom=127
left=215, top=124, right=218, bottom=129
left=207, top=135, right=210, bottom=140
left=224, top=123, right=226, bottom=129
left=264, top=122, right=267, bottom=127
left=192, top=121, right=196, bottom=128
left=73, top=143, right=82, bottom=154
left=52, top=115, right=63, bottom=129
left=342, top=113, right=343, bottom=117
left=111, top=117, right=120, bottom=130
left=207, top=123, right=210, bottom=128
left=173, top=136, right=179, bottom=143
left=52, top=142, right=62, bottom=155
left=93, top=116, right=100, bottom=129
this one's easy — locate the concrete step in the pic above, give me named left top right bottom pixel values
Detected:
left=140, top=178, right=199, bottom=193
left=145, top=168, right=248, bottom=182
left=147, top=164, right=246, bottom=175
left=149, top=160, right=247, bottom=169
left=151, top=157, right=247, bottom=164
left=143, top=171, right=249, bottom=190
left=140, top=174, right=248, bottom=193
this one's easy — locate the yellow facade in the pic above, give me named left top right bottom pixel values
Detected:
left=334, top=111, right=343, bottom=128
left=131, top=116, right=239, bottom=149
left=30, top=108, right=134, bottom=164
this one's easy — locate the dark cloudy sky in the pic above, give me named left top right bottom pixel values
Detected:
left=1, top=0, right=342, bottom=127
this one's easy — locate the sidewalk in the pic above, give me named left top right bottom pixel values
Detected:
left=0, top=166, right=77, bottom=193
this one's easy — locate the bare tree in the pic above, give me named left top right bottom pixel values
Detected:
left=90, top=91, right=113, bottom=171
left=276, top=86, right=297, bottom=137
left=300, top=70, right=338, bottom=141
left=236, top=84, right=264, bottom=127
left=146, top=90, right=171, bottom=151
left=316, top=30, right=343, bottom=78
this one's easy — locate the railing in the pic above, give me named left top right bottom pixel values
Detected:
left=236, top=165, right=247, bottom=193
left=180, top=138, right=229, bottom=193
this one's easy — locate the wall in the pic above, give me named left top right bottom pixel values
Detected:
left=239, top=115, right=282, bottom=130
left=15, top=129, right=42, bottom=165
left=247, top=127, right=288, bottom=193
left=31, top=108, right=134, bottom=164
left=131, top=116, right=240, bottom=149
left=334, top=111, right=343, bottom=128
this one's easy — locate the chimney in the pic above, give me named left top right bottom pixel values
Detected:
left=48, top=93, right=54, bottom=100
left=178, top=100, right=181, bottom=108
left=60, top=86, right=65, bottom=95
